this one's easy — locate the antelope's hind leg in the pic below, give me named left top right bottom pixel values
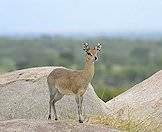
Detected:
left=48, top=86, right=58, bottom=120
left=48, top=94, right=54, bottom=120
left=52, top=90, right=64, bottom=120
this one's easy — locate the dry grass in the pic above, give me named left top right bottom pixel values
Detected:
left=88, top=115, right=135, bottom=131
left=88, top=114, right=162, bottom=132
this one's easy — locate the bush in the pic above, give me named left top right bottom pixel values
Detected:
left=95, top=84, right=128, bottom=102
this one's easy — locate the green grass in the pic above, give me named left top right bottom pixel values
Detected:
left=95, top=84, right=128, bottom=102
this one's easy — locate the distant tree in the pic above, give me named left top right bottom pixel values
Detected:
left=130, top=47, right=150, bottom=64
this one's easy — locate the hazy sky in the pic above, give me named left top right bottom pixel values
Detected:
left=0, top=0, right=162, bottom=34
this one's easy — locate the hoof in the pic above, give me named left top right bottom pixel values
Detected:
left=48, top=115, right=51, bottom=120
left=79, top=120, right=83, bottom=123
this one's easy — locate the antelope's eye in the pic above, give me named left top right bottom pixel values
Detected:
left=87, top=52, right=92, bottom=56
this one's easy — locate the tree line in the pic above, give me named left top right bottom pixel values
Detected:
left=0, top=35, right=162, bottom=101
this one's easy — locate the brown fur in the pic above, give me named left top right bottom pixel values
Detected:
left=47, top=43, right=101, bottom=122
left=47, top=54, right=95, bottom=96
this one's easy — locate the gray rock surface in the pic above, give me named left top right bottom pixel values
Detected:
left=106, top=70, right=162, bottom=131
left=0, top=119, right=119, bottom=132
left=0, top=67, right=107, bottom=121
left=1, top=67, right=162, bottom=131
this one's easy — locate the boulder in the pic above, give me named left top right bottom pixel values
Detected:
left=0, top=119, right=119, bottom=132
left=0, top=67, right=107, bottom=121
left=1, top=67, right=162, bottom=131
left=106, top=70, right=162, bottom=131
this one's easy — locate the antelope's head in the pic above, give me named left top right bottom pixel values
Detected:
left=83, top=43, right=102, bottom=63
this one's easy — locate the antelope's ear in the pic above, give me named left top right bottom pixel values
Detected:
left=96, top=43, right=102, bottom=51
left=83, top=43, right=90, bottom=52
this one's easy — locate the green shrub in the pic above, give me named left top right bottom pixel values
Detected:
left=95, top=84, right=128, bottom=102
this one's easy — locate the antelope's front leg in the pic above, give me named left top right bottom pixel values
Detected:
left=75, top=95, right=84, bottom=123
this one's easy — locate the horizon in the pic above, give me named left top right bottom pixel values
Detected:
left=1, top=32, right=162, bottom=40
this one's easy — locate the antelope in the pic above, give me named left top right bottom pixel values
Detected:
left=47, top=43, right=102, bottom=123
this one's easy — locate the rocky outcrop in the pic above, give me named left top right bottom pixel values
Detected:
left=1, top=67, right=162, bottom=131
left=0, top=119, right=119, bottom=132
left=106, top=70, right=162, bottom=131
left=0, top=67, right=107, bottom=121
